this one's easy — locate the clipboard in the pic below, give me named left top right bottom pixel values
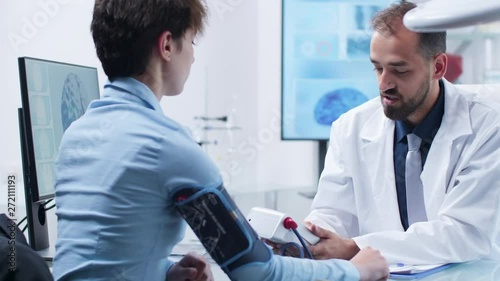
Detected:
left=389, top=263, right=456, bottom=279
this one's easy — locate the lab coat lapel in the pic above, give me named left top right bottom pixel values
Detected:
left=421, top=80, right=473, bottom=219
left=360, top=108, right=403, bottom=229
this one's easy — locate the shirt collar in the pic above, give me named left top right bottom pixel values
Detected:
left=395, top=79, right=445, bottom=143
left=103, top=77, right=164, bottom=113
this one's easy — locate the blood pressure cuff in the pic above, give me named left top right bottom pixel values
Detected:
left=173, top=185, right=271, bottom=276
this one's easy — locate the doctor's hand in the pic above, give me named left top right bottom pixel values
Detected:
left=306, top=222, right=360, bottom=260
left=350, top=247, right=389, bottom=281
left=167, top=252, right=214, bottom=281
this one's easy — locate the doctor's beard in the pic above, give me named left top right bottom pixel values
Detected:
left=381, top=78, right=430, bottom=122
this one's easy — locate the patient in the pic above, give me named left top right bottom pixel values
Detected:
left=53, top=0, right=389, bottom=280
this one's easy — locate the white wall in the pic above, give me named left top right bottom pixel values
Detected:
left=194, top=0, right=261, bottom=188
left=256, top=0, right=318, bottom=186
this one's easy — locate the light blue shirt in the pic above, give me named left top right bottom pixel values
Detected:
left=53, top=77, right=360, bottom=281
left=54, top=77, right=222, bottom=280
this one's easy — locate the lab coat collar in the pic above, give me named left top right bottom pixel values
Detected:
left=359, top=105, right=393, bottom=143
left=438, top=78, right=473, bottom=139
left=419, top=79, right=474, bottom=193
left=420, top=79, right=474, bottom=212
left=360, top=106, right=401, bottom=229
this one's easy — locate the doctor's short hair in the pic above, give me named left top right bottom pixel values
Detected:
left=371, top=0, right=446, bottom=61
left=91, top=0, right=207, bottom=80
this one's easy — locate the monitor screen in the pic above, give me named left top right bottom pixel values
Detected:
left=18, top=57, right=100, bottom=202
left=281, top=0, right=391, bottom=140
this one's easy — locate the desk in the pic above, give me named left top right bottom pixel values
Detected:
left=45, top=251, right=500, bottom=280
left=388, top=260, right=500, bottom=281
left=174, top=258, right=499, bottom=281
left=214, top=259, right=500, bottom=281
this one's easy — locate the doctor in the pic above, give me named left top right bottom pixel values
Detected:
left=304, top=1, right=500, bottom=265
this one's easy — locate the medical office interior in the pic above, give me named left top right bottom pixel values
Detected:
left=1, top=0, right=500, bottom=280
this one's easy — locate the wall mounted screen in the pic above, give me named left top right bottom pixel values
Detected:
left=281, top=0, right=391, bottom=140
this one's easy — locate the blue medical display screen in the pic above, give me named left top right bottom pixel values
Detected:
left=281, top=0, right=391, bottom=140
left=20, top=58, right=100, bottom=200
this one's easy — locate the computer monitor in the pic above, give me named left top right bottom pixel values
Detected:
left=280, top=0, right=392, bottom=182
left=18, top=57, right=100, bottom=250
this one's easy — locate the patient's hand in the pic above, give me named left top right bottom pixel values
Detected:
left=350, top=247, right=389, bottom=281
left=167, top=252, right=214, bottom=281
left=263, top=238, right=302, bottom=257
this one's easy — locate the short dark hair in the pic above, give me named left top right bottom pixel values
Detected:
left=91, top=0, right=207, bottom=80
left=371, top=1, right=446, bottom=61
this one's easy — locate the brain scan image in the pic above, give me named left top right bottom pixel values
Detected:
left=61, top=73, right=88, bottom=131
left=314, top=88, right=368, bottom=125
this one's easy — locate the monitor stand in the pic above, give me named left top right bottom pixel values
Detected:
left=25, top=199, right=50, bottom=251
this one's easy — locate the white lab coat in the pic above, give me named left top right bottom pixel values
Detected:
left=306, top=79, right=500, bottom=265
